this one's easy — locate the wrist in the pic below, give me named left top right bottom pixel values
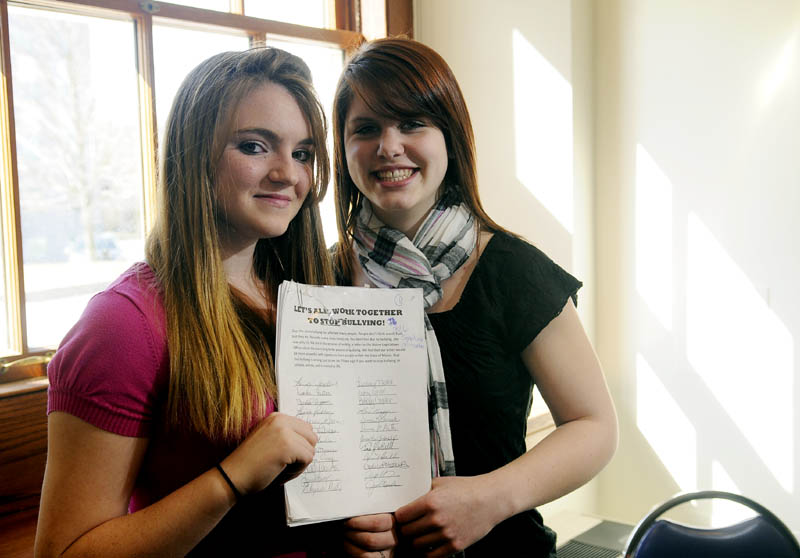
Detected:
left=215, top=463, right=243, bottom=501
left=219, top=452, right=254, bottom=498
left=206, top=463, right=239, bottom=510
left=482, top=469, right=522, bottom=523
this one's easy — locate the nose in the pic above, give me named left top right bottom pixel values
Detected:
left=268, top=152, right=299, bottom=185
left=377, top=127, right=403, bottom=159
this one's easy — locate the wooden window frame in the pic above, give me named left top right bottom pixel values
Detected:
left=0, top=0, right=411, bottom=383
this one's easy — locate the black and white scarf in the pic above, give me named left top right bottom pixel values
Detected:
left=353, top=187, right=476, bottom=478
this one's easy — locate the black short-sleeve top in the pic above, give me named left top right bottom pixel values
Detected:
left=427, top=232, right=581, bottom=557
left=335, top=231, right=582, bottom=556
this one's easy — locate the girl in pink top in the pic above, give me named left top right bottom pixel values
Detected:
left=36, top=47, right=334, bottom=557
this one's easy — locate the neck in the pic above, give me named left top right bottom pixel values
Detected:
left=218, top=233, right=262, bottom=303
left=374, top=206, right=431, bottom=240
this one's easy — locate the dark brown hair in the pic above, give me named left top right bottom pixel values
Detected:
left=332, top=37, right=509, bottom=280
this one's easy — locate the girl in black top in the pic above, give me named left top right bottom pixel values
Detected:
left=331, top=38, right=618, bottom=557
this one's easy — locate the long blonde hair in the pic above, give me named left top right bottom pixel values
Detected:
left=146, top=48, right=333, bottom=440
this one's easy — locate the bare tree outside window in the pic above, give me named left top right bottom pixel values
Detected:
left=9, top=7, right=144, bottom=348
left=3, top=1, right=348, bottom=352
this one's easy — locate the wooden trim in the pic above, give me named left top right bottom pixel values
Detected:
left=0, top=349, right=52, bottom=368
left=385, top=0, right=412, bottom=38
left=16, top=0, right=362, bottom=48
left=0, top=507, right=38, bottom=558
left=0, top=375, right=47, bottom=398
left=0, top=352, right=51, bottom=384
left=335, top=0, right=357, bottom=32
left=134, top=13, right=158, bottom=235
left=0, top=0, right=25, bottom=355
left=249, top=31, right=266, bottom=47
left=0, top=380, right=48, bottom=555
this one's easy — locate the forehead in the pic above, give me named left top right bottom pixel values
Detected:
left=346, top=94, right=377, bottom=120
left=229, top=81, right=311, bottom=137
left=344, top=93, right=414, bottom=127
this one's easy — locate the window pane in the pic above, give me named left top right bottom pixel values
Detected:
left=153, top=22, right=249, bottom=147
left=163, top=0, right=230, bottom=12
left=246, top=0, right=330, bottom=29
left=9, top=7, right=145, bottom=349
left=267, top=39, right=343, bottom=246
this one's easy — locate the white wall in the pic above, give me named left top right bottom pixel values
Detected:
left=416, top=0, right=800, bottom=535
left=595, top=0, right=800, bottom=531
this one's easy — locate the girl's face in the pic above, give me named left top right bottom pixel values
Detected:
left=344, top=94, right=448, bottom=237
left=215, top=82, right=314, bottom=251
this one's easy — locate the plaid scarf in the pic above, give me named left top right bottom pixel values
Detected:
left=353, top=188, right=476, bottom=477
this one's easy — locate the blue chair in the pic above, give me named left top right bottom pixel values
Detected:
left=624, top=490, right=800, bottom=558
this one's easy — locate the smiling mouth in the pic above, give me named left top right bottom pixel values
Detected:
left=254, top=193, right=292, bottom=207
left=374, top=168, right=417, bottom=182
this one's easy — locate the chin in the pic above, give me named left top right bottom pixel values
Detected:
left=263, top=227, right=290, bottom=239
left=373, top=195, right=414, bottom=210
left=248, top=221, right=290, bottom=241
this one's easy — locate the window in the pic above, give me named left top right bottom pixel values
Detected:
left=152, top=21, right=250, bottom=145
left=0, top=0, right=379, bottom=372
left=245, top=0, right=332, bottom=28
left=10, top=6, right=144, bottom=351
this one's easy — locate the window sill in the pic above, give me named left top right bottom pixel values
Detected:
left=0, top=376, right=49, bottom=398
left=0, top=353, right=52, bottom=387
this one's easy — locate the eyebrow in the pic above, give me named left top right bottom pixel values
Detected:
left=345, top=116, right=379, bottom=133
left=347, top=115, right=377, bottom=125
left=347, top=113, right=424, bottom=126
left=233, top=127, right=314, bottom=146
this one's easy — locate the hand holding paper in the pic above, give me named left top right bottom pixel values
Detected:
left=220, top=412, right=318, bottom=497
left=275, top=281, right=432, bottom=525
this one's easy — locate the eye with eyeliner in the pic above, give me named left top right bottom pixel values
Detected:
left=399, top=119, right=425, bottom=132
left=237, top=140, right=268, bottom=155
left=293, top=148, right=314, bottom=163
left=349, top=117, right=428, bottom=137
left=350, top=122, right=379, bottom=136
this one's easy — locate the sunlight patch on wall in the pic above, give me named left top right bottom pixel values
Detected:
left=636, top=353, right=697, bottom=491
left=710, top=460, right=756, bottom=527
left=686, top=214, right=794, bottom=493
left=635, top=145, right=673, bottom=331
left=512, top=29, right=573, bottom=233
left=711, top=459, right=740, bottom=494
left=758, top=33, right=797, bottom=111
